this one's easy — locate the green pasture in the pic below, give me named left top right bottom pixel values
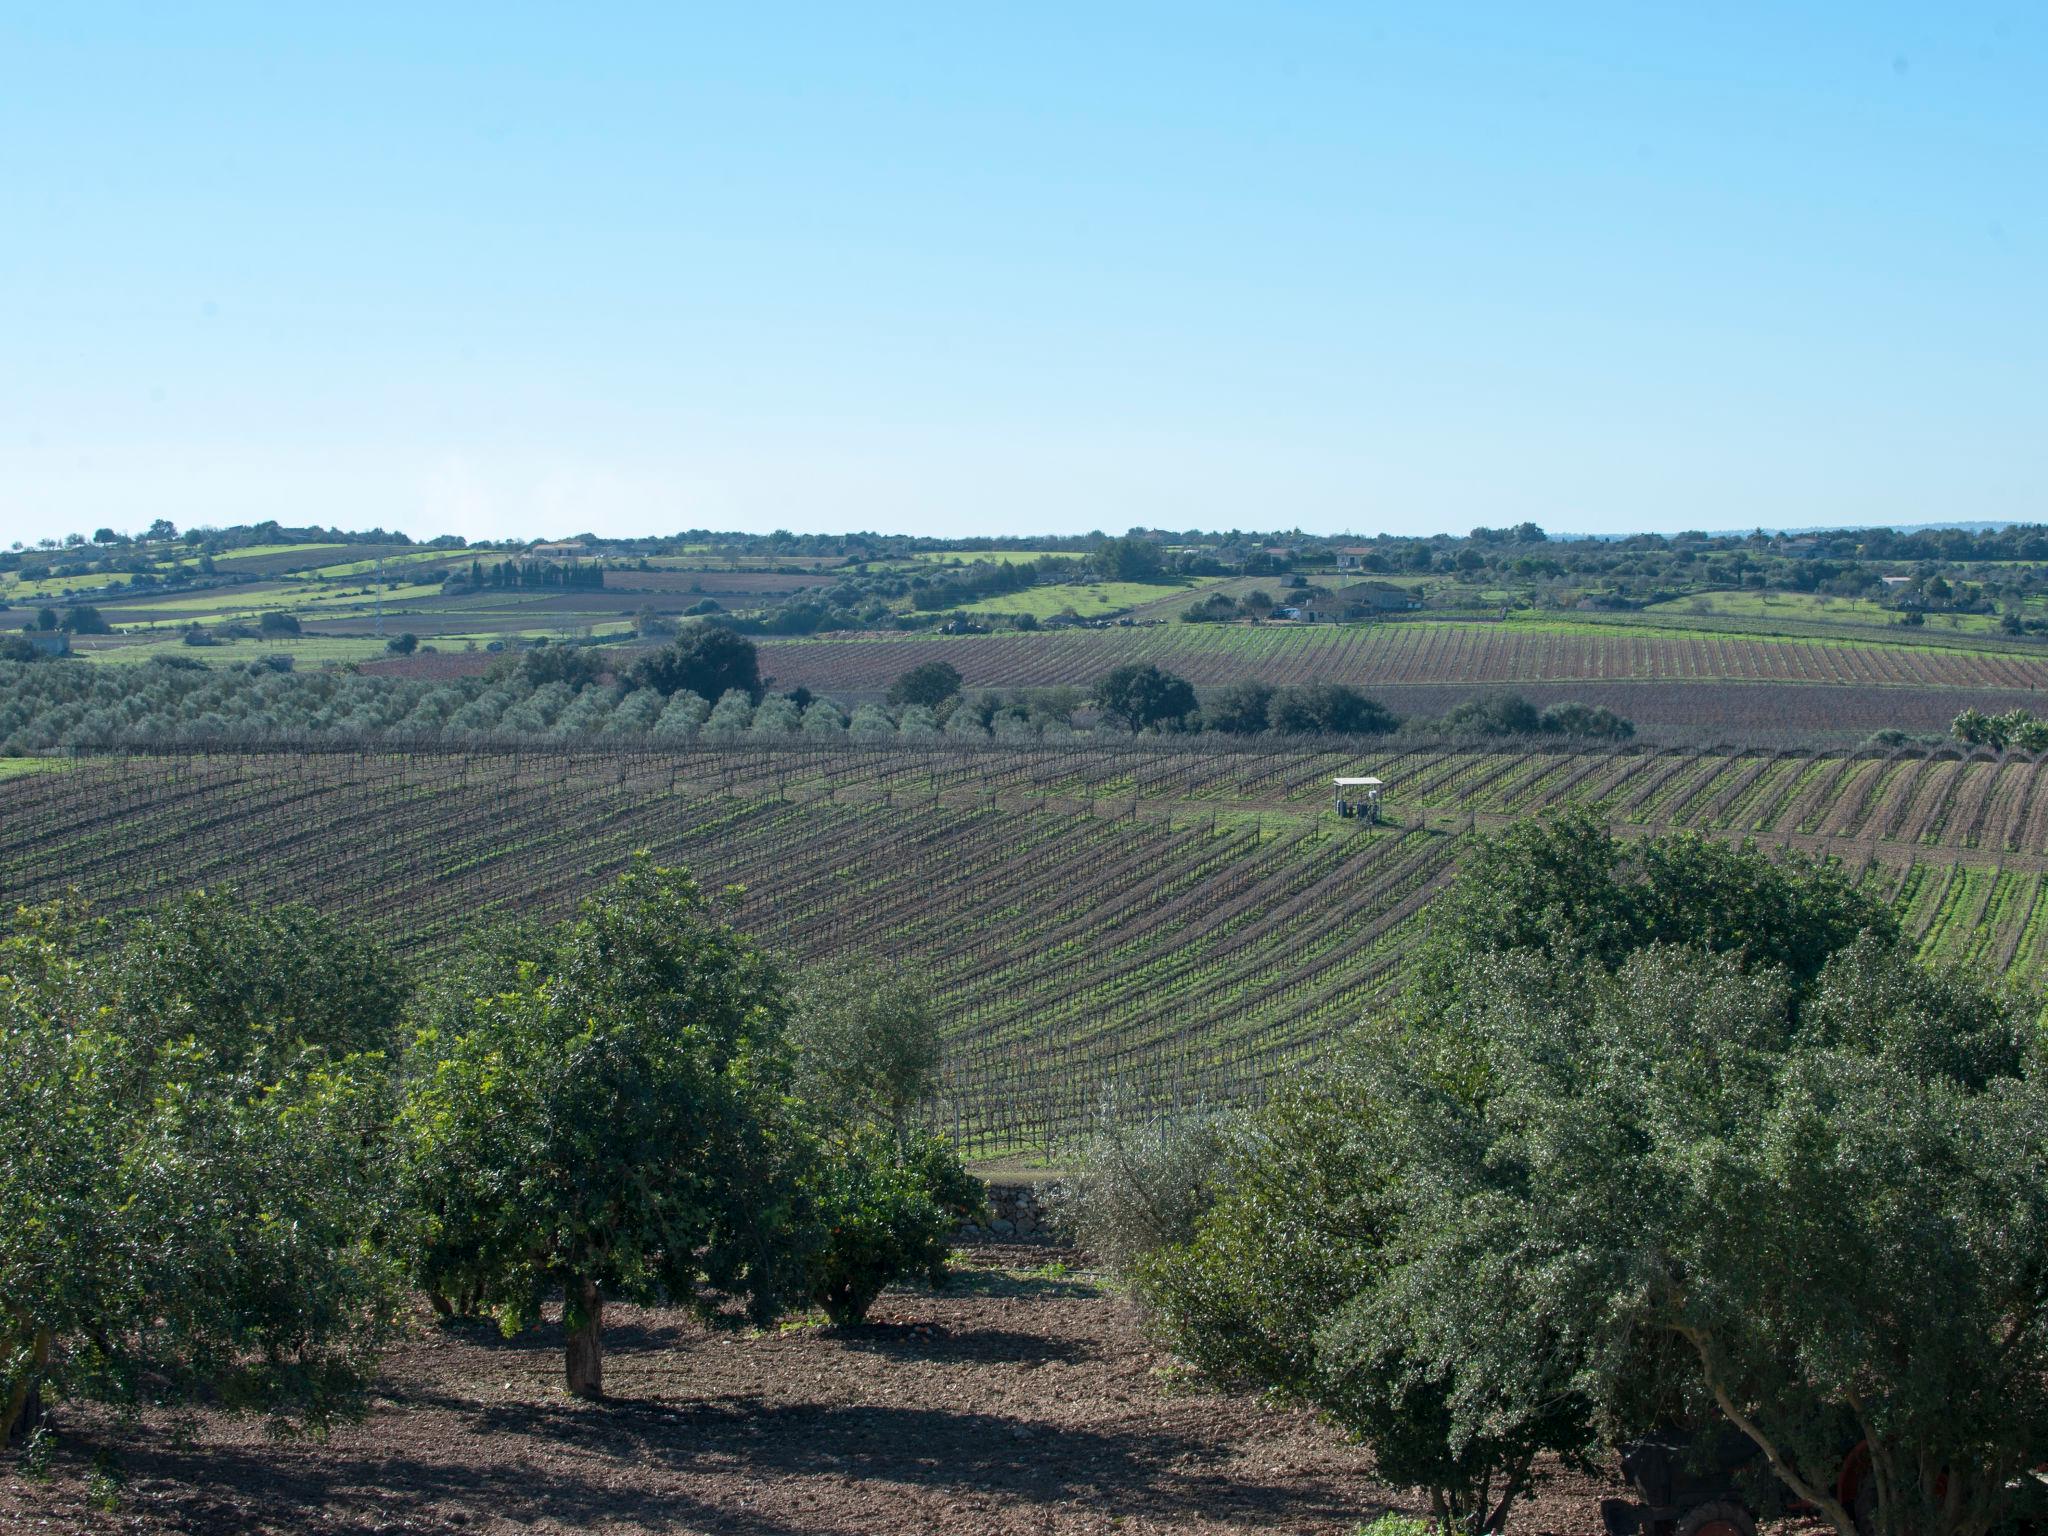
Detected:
left=206, top=541, right=350, bottom=566
left=910, top=549, right=1084, bottom=566
left=960, top=579, right=1218, bottom=618
left=294, top=548, right=464, bottom=579
left=80, top=633, right=397, bottom=667
left=1, top=570, right=136, bottom=601
left=1641, top=589, right=2005, bottom=635
left=110, top=580, right=449, bottom=621
left=0, top=757, right=67, bottom=780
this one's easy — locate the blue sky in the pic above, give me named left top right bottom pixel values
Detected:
left=3, top=3, right=2042, bottom=545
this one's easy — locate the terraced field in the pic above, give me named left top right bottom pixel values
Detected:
left=4, top=738, right=2043, bottom=1152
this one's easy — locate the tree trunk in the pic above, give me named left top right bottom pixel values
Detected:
left=2, top=1327, right=51, bottom=1446
left=564, top=1279, right=604, bottom=1400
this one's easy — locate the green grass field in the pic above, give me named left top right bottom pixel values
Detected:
left=1640, top=589, right=2009, bottom=635
left=909, top=549, right=1083, bottom=566
left=293, top=549, right=466, bottom=579
left=959, top=579, right=1218, bottom=617
left=0, top=757, right=66, bottom=781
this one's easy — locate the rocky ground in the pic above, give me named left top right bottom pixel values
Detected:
left=2, top=1246, right=1621, bottom=1536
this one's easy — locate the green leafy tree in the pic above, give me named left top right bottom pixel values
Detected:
left=630, top=626, right=762, bottom=702
left=396, top=860, right=807, bottom=1398
left=1137, top=1077, right=1592, bottom=1533
left=385, top=632, right=418, bottom=656
left=108, top=890, right=411, bottom=1081
left=1268, top=683, right=1400, bottom=736
left=1393, top=940, right=2048, bottom=1536
left=0, top=905, right=400, bottom=1447
left=258, top=610, right=301, bottom=637
left=1409, top=811, right=1895, bottom=1020
left=887, top=660, right=964, bottom=710
left=788, top=958, right=942, bottom=1144
left=1091, top=663, right=1196, bottom=732
left=1202, top=679, right=1273, bottom=734
left=57, top=605, right=111, bottom=636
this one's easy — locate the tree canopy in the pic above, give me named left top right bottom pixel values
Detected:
left=630, top=626, right=762, bottom=702
left=1091, top=663, right=1196, bottom=732
left=396, top=859, right=807, bottom=1398
left=887, top=660, right=964, bottom=711
left=1, top=903, right=400, bottom=1447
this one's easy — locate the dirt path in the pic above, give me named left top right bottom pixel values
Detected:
left=2, top=1248, right=1617, bottom=1536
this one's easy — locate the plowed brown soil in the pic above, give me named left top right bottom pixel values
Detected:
left=2, top=1247, right=1621, bottom=1536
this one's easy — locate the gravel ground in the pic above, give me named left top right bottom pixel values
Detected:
left=2, top=1247, right=1622, bottom=1536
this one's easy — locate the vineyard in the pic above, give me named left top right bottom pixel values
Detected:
left=4, top=736, right=2045, bottom=1154
left=761, top=622, right=2048, bottom=692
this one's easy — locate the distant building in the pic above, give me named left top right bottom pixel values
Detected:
left=1343, top=582, right=1424, bottom=613
left=529, top=540, right=592, bottom=557
left=1333, top=546, right=1376, bottom=570
left=25, top=631, right=70, bottom=657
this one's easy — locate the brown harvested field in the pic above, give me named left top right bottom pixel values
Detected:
left=0, top=1248, right=1622, bottom=1536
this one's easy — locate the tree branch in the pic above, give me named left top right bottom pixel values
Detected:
left=1679, top=1325, right=1858, bottom=1536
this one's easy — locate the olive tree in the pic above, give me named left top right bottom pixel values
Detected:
left=787, top=958, right=942, bottom=1143
left=396, top=861, right=808, bottom=1398
left=1397, top=941, right=2048, bottom=1536
left=1, top=905, right=400, bottom=1447
left=784, top=958, right=980, bottom=1325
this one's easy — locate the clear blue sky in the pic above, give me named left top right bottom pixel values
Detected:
left=3, top=3, right=2042, bottom=545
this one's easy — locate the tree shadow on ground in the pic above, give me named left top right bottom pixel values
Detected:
left=70, top=1393, right=1382, bottom=1534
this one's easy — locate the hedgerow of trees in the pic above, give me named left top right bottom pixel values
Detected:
left=1, top=648, right=1633, bottom=754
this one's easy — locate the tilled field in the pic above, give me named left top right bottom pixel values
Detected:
left=0, top=1250, right=1620, bottom=1536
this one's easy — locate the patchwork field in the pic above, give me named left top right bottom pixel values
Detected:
left=5, top=738, right=2042, bottom=1154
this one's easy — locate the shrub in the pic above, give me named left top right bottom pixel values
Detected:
left=1535, top=701, right=1633, bottom=739
left=1135, top=1076, right=1590, bottom=1536
left=1202, top=679, right=1272, bottom=734
left=1268, top=683, right=1399, bottom=736
left=807, top=1128, right=981, bottom=1326
left=1044, top=1100, right=1230, bottom=1277
left=0, top=904, right=401, bottom=1447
